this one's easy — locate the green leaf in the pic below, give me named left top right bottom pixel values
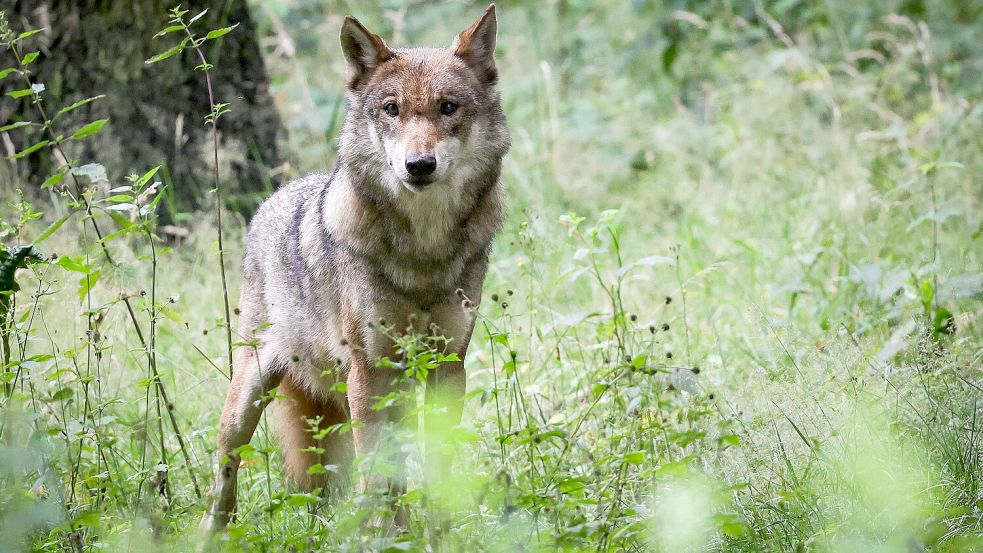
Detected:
left=78, top=270, right=100, bottom=301
left=662, top=41, right=679, bottom=73
left=153, top=24, right=186, bottom=38
left=135, top=165, right=162, bottom=189
left=7, top=88, right=34, bottom=99
left=71, top=119, right=109, bottom=140
left=20, top=51, right=39, bottom=66
left=623, top=451, right=646, bottom=464
left=933, top=306, right=956, bottom=338
left=145, top=44, right=185, bottom=65
left=0, top=121, right=32, bottom=132
left=56, top=255, right=91, bottom=273
left=34, top=215, right=70, bottom=245
left=18, top=29, right=44, bottom=41
left=189, top=10, right=209, bottom=24
left=0, top=68, right=16, bottom=80
left=205, top=24, right=238, bottom=40
left=558, top=477, right=586, bottom=496
left=41, top=171, right=66, bottom=189
left=9, top=139, right=50, bottom=160
left=160, top=306, right=186, bottom=325
left=285, top=493, right=320, bottom=507
left=57, top=95, right=106, bottom=116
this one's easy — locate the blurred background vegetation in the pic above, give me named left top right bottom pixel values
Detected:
left=0, top=0, right=981, bottom=551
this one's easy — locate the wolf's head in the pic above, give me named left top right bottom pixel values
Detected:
left=337, top=5, right=510, bottom=199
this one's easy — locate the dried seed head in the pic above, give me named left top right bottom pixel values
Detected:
left=662, top=323, right=670, bottom=331
left=691, top=366, right=700, bottom=374
left=708, top=393, right=715, bottom=400
left=202, top=329, right=208, bottom=335
left=666, top=352, right=673, bottom=359
left=462, top=299, right=474, bottom=309
left=455, top=288, right=465, bottom=298
left=665, top=296, right=672, bottom=305
left=507, top=290, right=514, bottom=296
left=378, top=317, right=387, bottom=326
left=340, top=338, right=348, bottom=346
left=491, top=293, right=500, bottom=302
left=291, top=355, right=300, bottom=363
left=629, top=313, right=637, bottom=322
left=501, top=302, right=509, bottom=309
left=649, top=325, right=656, bottom=334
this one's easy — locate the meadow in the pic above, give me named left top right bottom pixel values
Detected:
left=1, top=1, right=982, bottom=551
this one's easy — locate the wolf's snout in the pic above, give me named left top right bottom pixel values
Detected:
left=405, top=153, right=437, bottom=178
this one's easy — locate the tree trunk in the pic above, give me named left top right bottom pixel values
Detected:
left=2, top=0, right=286, bottom=221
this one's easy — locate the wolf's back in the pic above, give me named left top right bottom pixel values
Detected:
left=239, top=173, right=333, bottom=327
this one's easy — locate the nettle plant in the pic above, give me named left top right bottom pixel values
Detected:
left=0, top=7, right=235, bottom=549
left=405, top=209, right=749, bottom=549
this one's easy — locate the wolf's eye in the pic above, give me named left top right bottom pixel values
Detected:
left=440, top=101, right=458, bottom=116
left=383, top=103, right=399, bottom=117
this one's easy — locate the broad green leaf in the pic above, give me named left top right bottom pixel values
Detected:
left=0, top=68, right=16, bottom=80
left=153, top=24, right=186, bottom=38
left=18, top=29, right=44, bottom=40
left=205, top=24, right=238, bottom=40
left=145, top=44, right=184, bottom=64
left=41, top=171, right=66, bottom=189
left=56, top=255, right=90, bottom=273
left=20, top=51, right=39, bottom=66
left=0, top=121, right=32, bottom=132
left=10, top=139, right=50, bottom=160
left=71, top=119, right=109, bottom=140
left=7, top=88, right=34, bottom=99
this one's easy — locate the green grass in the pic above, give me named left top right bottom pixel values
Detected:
left=2, top=1, right=982, bottom=551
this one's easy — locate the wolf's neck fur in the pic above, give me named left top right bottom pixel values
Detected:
left=322, top=161, right=503, bottom=264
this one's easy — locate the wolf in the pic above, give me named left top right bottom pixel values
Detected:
left=200, top=4, right=510, bottom=534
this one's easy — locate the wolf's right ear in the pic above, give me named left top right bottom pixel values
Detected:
left=452, top=4, right=498, bottom=84
left=340, top=16, right=393, bottom=89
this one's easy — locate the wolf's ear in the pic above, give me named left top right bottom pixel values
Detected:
left=452, top=4, right=498, bottom=84
left=340, top=16, right=393, bottom=89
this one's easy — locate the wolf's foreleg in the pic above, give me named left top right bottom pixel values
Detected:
left=424, top=359, right=467, bottom=481
left=200, top=347, right=283, bottom=535
left=346, top=351, right=411, bottom=527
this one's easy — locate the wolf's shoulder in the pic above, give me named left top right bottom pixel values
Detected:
left=252, top=173, right=332, bottom=225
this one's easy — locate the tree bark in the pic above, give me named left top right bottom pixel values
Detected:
left=2, top=0, right=286, bottom=220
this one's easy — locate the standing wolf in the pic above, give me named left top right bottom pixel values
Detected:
left=200, top=4, right=509, bottom=533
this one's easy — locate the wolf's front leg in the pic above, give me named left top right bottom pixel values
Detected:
left=346, top=352, right=411, bottom=527
left=424, top=359, right=466, bottom=482
left=200, top=347, right=283, bottom=536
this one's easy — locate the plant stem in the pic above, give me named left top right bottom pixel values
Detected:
left=183, top=25, right=234, bottom=379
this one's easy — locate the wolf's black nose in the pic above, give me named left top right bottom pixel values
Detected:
left=405, top=153, right=437, bottom=177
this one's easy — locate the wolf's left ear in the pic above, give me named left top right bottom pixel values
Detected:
left=340, top=16, right=393, bottom=89
left=452, top=4, right=498, bottom=84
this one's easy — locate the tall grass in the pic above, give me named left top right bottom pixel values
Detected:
left=1, top=1, right=982, bottom=551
